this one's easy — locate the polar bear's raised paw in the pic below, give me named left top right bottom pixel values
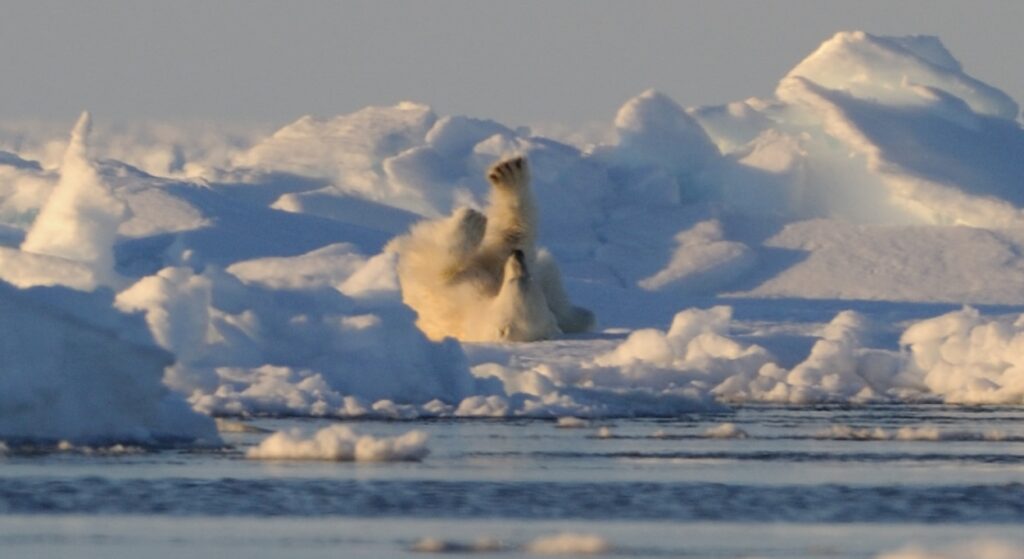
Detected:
left=487, top=156, right=529, bottom=190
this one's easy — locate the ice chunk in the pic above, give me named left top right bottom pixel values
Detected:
left=246, top=425, right=429, bottom=462
left=705, top=423, right=748, bottom=439
left=900, top=308, right=1024, bottom=404
left=525, top=532, right=611, bottom=555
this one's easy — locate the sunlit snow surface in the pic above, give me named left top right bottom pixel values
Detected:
left=3, top=30, right=1024, bottom=557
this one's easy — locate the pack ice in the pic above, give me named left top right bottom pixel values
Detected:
left=2, top=31, right=1024, bottom=444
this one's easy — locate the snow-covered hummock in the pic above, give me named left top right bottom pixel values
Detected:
left=900, top=308, right=1024, bottom=404
left=711, top=31, right=1024, bottom=227
left=0, top=280, right=218, bottom=445
left=115, top=263, right=481, bottom=413
left=246, top=425, right=429, bottom=462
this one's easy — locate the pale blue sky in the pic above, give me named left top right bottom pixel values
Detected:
left=1, top=0, right=1021, bottom=127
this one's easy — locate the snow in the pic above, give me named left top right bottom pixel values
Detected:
left=0, top=280, right=218, bottom=445
left=225, top=242, right=367, bottom=291
left=901, top=308, right=1024, bottom=404
left=245, top=425, right=429, bottom=462
left=638, top=220, right=756, bottom=293
left=785, top=32, right=1018, bottom=120
left=2, top=31, right=1024, bottom=443
left=20, top=113, right=125, bottom=286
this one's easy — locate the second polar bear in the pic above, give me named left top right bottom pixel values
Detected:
left=390, top=156, right=594, bottom=342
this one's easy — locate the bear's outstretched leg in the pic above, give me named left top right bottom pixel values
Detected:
left=474, top=156, right=538, bottom=284
left=535, top=248, right=596, bottom=333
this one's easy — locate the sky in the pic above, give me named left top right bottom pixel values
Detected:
left=1, top=0, right=1021, bottom=128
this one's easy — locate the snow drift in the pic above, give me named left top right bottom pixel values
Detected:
left=0, top=280, right=218, bottom=445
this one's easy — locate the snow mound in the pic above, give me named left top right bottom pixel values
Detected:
left=639, top=220, right=755, bottom=292
left=599, top=89, right=720, bottom=182
left=117, top=264, right=478, bottom=411
left=787, top=31, right=1018, bottom=119
left=246, top=424, right=429, bottom=462
left=585, top=307, right=902, bottom=405
left=236, top=102, right=440, bottom=215
left=582, top=305, right=1024, bottom=406
left=697, top=31, right=1024, bottom=234
left=901, top=307, right=1024, bottom=404
left=0, top=280, right=218, bottom=445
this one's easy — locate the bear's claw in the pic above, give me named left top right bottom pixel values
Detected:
left=487, top=156, right=529, bottom=189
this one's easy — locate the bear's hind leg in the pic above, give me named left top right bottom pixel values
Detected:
left=536, top=249, right=595, bottom=334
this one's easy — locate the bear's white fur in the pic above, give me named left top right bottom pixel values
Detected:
left=390, top=156, right=594, bottom=342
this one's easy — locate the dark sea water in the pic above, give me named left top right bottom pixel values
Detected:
left=2, top=405, right=1023, bottom=558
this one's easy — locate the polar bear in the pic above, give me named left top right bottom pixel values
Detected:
left=390, top=156, right=594, bottom=342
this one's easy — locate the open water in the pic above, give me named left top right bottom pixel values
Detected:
left=2, top=405, right=1023, bottom=558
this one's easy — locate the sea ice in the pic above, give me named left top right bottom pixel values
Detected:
left=246, top=424, right=429, bottom=462
left=2, top=30, right=1024, bottom=440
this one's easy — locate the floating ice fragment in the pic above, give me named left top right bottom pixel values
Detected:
left=704, top=423, right=748, bottom=439
left=555, top=417, right=589, bottom=429
left=526, top=532, right=611, bottom=555
left=410, top=536, right=503, bottom=553
left=246, top=425, right=429, bottom=462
